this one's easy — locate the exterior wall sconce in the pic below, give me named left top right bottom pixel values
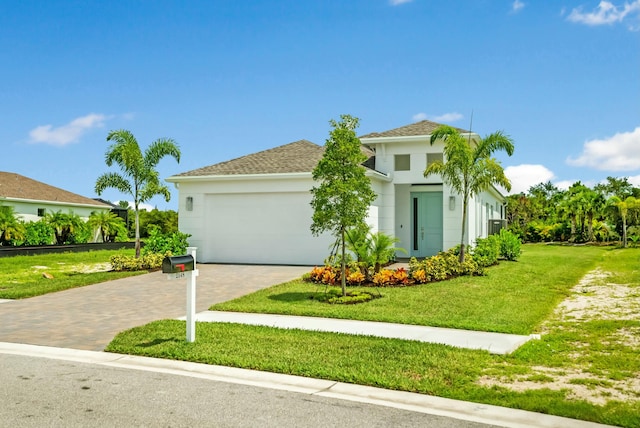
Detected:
left=449, top=196, right=456, bottom=211
left=186, top=196, right=193, bottom=211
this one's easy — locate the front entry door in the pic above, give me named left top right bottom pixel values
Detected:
left=410, top=192, right=443, bottom=258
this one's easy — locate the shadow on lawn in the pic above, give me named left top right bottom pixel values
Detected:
left=138, top=337, right=181, bottom=348
left=267, top=292, right=315, bottom=303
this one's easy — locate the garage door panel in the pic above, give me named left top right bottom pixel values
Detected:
left=202, top=193, right=333, bottom=265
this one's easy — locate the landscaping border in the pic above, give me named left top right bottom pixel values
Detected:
left=0, top=242, right=139, bottom=258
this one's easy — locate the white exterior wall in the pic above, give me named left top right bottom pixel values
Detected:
left=364, top=138, right=465, bottom=255
left=2, top=199, right=110, bottom=222
left=173, top=174, right=385, bottom=265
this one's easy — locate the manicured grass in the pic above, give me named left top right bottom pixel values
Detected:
left=0, top=249, right=146, bottom=299
left=210, top=244, right=606, bottom=334
left=107, top=245, right=640, bottom=427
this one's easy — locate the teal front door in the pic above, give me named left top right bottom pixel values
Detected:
left=410, top=192, right=443, bottom=258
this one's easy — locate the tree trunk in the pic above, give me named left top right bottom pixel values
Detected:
left=134, top=203, right=141, bottom=258
left=459, top=196, right=468, bottom=263
left=622, top=215, right=627, bottom=248
left=341, top=226, right=346, bottom=296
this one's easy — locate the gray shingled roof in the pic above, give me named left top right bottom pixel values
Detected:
left=173, top=139, right=376, bottom=177
left=0, top=171, right=111, bottom=207
left=359, top=120, right=469, bottom=139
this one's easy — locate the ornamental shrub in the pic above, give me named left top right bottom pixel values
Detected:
left=110, top=251, right=169, bottom=271
left=142, top=227, right=191, bottom=256
left=498, top=229, right=522, bottom=261
left=472, top=235, right=500, bottom=267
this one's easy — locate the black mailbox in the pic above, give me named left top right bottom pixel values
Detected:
left=162, top=255, right=195, bottom=274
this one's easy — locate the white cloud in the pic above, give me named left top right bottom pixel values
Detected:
left=512, top=0, right=525, bottom=13
left=566, top=126, right=640, bottom=171
left=115, top=200, right=155, bottom=211
left=28, top=113, right=109, bottom=147
left=504, top=164, right=556, bottom=194
left=389, top=0, right=413, bottom=5
left=413, top=112, right=464, bottom=123
left=567, top=0, right=640, bottom=29
left=627, top=174, right=640, bottom=187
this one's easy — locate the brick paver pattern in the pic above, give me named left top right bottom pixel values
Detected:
left=0, top=265, right=309, bottom=351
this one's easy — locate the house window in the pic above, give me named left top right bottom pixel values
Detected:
left=186, top=196, right=193, bottom=211
left=426, top=153, right=443, bottom=167
left=394, top=154, right=410, bottom=171
left=37, top=208, right=45, bottom=217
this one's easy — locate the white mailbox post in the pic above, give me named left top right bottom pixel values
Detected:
left=163, top=247, right=199, bottom=342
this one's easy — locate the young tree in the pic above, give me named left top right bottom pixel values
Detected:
left=424, top=125, right=514, bottom=262
left=95, top=130, right=180, bottom=257
left=310, top=114, right=376, bottom=296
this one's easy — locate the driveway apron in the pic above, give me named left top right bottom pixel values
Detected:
left=0, top=265, right=309, bottom=351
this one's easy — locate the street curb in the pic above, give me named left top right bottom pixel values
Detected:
left=0, top=342, right=614, bottom=428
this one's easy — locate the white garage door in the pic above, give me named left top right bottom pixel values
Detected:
left=202, top=192, right=334, bottom=265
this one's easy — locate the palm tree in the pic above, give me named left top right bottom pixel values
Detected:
left=609, top=196, right=639, bottom=247
left=87, top=211, right=127, bottom=243
left=0, top=205, right=25, bottom=245
left=95, top=130, right=180, bottom=257
left=44, top=210, right=84, bottom=245
left=424, top=125, right=514, bottom=262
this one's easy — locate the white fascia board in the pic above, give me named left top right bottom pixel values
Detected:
left=361, top=132, right=478, bottom=146
left=166, top=172, right=312, bottom=184
left=365, top=169, right=392, bottom=182
left=0, top=196, right=111, bottom=210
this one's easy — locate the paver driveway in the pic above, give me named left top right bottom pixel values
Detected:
left=0, top=265, right=309, bottom=351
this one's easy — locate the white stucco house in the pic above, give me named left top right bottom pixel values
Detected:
left=0, top=171, right=112, bottom=222
left=166, top=120, right=507, bottom=265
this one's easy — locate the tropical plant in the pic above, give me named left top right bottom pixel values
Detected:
left=95, top=129, right=181, bottom=257
left=0, top=205, right=25, bottom=245
left=141, top=227, right=191, bottom=256
left=498, top=229, right=521, bottom=261
left=608, top=196, right=639, bottom=247
left=87, top=211, right=128, bottom=243
left=23, top=220, right=54, bottom=245
left=44, top=210, right=85, bottom=245
left=424, top=125, right=514, bottom=262
left=310, top=114, right=376, bottom=296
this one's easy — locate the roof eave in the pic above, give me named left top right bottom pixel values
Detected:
left=0, top=196, right=112, bottom=210
left=361, top=133, right=479, bottom=145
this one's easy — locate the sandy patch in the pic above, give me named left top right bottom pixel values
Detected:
left=71, top=262, right=112, bottom=273
left=478, top=268, right=640, bottom=405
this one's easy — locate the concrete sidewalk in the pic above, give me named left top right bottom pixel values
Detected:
left=184, top=311, right=538, bottom=355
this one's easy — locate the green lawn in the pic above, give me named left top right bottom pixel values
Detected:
left=210, top=244, right=605, bottom=334
left=0, top=249, right=146, bottom=299
left=106, top=244, right=640, bottom=427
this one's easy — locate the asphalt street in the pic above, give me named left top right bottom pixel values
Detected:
left=1, top=353, right=502, bottom=428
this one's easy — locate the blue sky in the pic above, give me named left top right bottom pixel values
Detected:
left=2, top=0, right=639, bottom=210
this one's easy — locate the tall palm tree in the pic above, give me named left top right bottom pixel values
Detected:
left=424, top=125, right=514, bottom=262
left=95, top=130, right=180, bottom=257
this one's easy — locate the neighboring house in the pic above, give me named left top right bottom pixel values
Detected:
left=166, top=120, right=507, bottom=265
left=0, top=171, right=112, bottom=222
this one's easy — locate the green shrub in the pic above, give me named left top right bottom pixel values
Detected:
left=23, top=221, right=54, bottom=245
left=110, top=251, right=169, bottom=271
left=472, top=235, right=500, bottom=267
left=313, top=288, right=380, bottom=304
left=142, top=227, right=191, bottom=256
left=498, top=229, right=522, bottom=261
